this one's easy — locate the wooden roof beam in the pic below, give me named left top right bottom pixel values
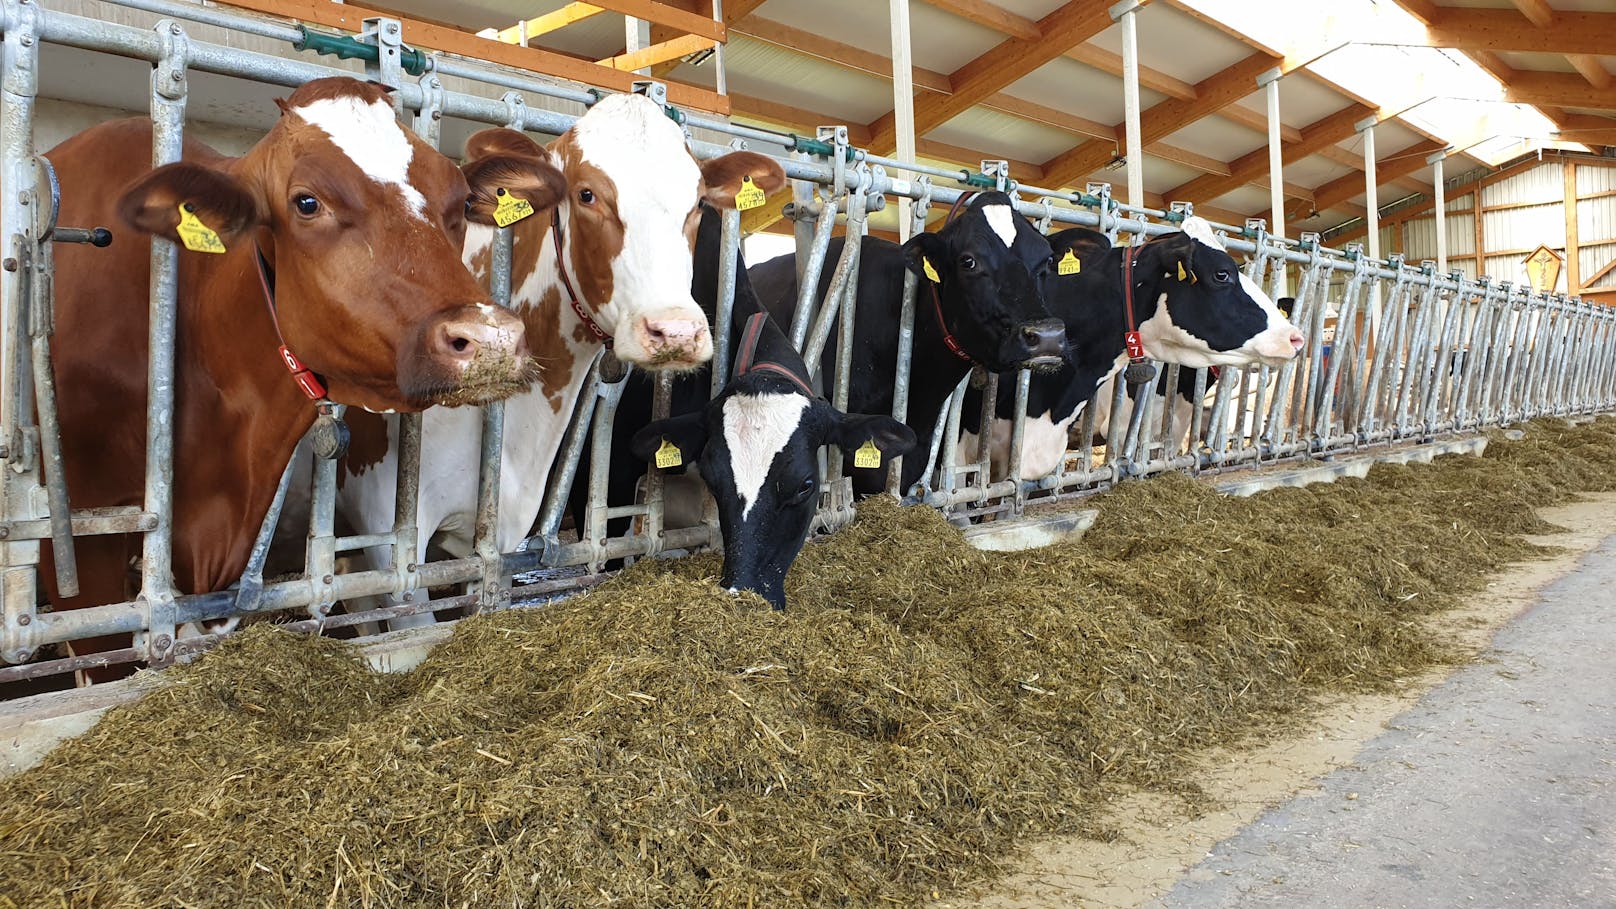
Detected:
left=1570, top=55, right=1614, bottom=92
left=865, top=0, right=1133, bottom=154
left=1504, top=71, right=1616, bottom=113
left=1423, top=9, right=1616, bottom=56
left=733, top=18, right=954, bottom=92
left=1507, top=0, right=1556, bottom=30
left=1038, top=50, right=1282, bottom=191
left=918, top=0, right=1040, bottom=41
left=1269, top=138, right=1448, bottom=223
left=1162, top=103, right=1371, bottom=207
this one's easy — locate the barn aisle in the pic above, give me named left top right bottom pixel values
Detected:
left=1156, top=533, right=1616, bottom=908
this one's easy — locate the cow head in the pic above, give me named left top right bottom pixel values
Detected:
left=1064, top=217, right=1302, bottom=369
left=630, top=317, right=914, bottom=609
left=901, top=191, right=1066, bottom=372
left=116, top=77, right=561, bottom=412
left=470, top=93, right=786, bottom=372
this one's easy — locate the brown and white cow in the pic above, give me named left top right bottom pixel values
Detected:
left=334, top=92, right=785, bottom=627
left=44, top=78, right=557, bottom=670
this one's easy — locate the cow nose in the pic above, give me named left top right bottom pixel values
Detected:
left=1288, top=329, right=1305, bottom=353
left=1019, top=318, right=1066, bottom=361
left=636, top=315, right=712, bottom=365
left=431, top=306, right=526, bottom=364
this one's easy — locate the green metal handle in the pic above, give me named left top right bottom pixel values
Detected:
left=959, top=171, right=997, bottom=189
left=295, top=26, right=429, bottom=77
left=788, top=135, right=857, bottom=163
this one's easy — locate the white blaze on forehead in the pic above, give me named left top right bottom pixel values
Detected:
left=722, top=392, right=811, bottom=521
left=1180, top=216, right=1226, bottom=251
left=293, top=96, right=425, bottom=218
left=982, top=204, right=1018, bottom=247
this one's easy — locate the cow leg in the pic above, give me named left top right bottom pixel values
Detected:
left=45, top=532, right=140, bottom=686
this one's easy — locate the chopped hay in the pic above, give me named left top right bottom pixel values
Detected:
left=5, top=417, right=1616, bottom=908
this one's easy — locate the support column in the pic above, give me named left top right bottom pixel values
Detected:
left=1358, top=115, right=1381, bottom=316
left=1113, top=0, right=1144, bottom=210
left=889, top=0, right=915, bottom=240
left=625, top=16, right=651, bottom=76
left=1259, top=66, right=1286, bottom=296
left=1427, top=149, right=1448, bottom=275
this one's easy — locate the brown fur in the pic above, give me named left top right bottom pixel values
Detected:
left=698, top=150, right=787, bottom=208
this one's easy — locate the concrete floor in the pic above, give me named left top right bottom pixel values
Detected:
left=1157, top=538, right=1616, bottom=909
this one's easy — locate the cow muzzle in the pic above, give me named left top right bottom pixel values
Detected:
left=627, top=310, right=713, bottom=371
left=1017, top=318, right=1068, bottom=370
left=416, top=304, right=536, bottom=406
left=1250, top=325, right=1306, bottom=364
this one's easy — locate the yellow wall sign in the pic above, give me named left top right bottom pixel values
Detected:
left=1523, top=245, right=1564, bottom=294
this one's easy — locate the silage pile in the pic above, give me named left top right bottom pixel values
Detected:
left=4, top=417, right=1616, bottom=909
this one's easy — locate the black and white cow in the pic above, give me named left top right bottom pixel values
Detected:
left=959, top=217, right=1305, bottom=479
left=749, top=191, right=1068, bottom=496
left=630, top=311, right=914, bottom=608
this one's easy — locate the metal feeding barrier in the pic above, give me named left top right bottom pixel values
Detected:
left=2, top=0, right=1613, bottom=685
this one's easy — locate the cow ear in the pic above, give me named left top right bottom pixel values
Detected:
left=117, top=162, right=265, bottom=248
left=700, top=151, right=787, bottom=209
left=1047, top=227, right=1111, bottom=273
left=901, top=232, right=947, bottom=282
left=826, top=411, right=917, bottom=467
left=1139, top=232, right=1197, bottom=281
left=1277, top=297, right=1298, bottom=319
left=630, top=413, right=709, bottom=469
left=464, top=127, right=544, bottom=163
left=462, top=150, right=567, bottom=226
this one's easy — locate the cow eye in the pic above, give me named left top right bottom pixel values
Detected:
left=578, top=188, right=595, bottom=206
left=1214, top=270, right=1231, bottom=283
left=788, top=475, right=816, bottom=504
left=293, top=194, right=320, bottom=217
left=960, top=255, right=976, bottom=271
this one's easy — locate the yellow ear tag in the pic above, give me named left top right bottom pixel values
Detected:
left=1058, top=249, right=1081, bottom=275
left=853, top=438, right=882, bottom=469
left=922, top=257, right=941, bottom=283
left=655, top=438, right=683, bottom=469
left=175, top=204, right=226, bottom=254
left=493, top=188, right=534, bottom=227
left=735, top=175, right=767, bottom=211
left=1176, top=261, right=1188, bottom=281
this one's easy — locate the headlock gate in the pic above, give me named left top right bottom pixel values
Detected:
left=2, top=0, right=1613, bottom=684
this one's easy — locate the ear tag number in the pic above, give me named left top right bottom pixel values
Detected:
left=655, top=438, right=683, bottom=469
left=735, top=175, right=767, bottom=211
left=493, top=188, right=534, bottom=227
left=175, top=204, right=226, bottom=254
left=1058, top=249, right=1081, bottom=275
left=922, top=257, right=941, bottom=283
left=853, top=439, right=882, bottom=469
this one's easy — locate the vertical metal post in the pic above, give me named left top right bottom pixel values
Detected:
left=711, top=0, right=726, bottom=96
left=887, top=180, right=929, bottom=496
left=470, top=220, right=513, bottom=614
left=1358, top=116, right=1382, bottom=322
left=0, top=0, right=42, bottom=665
left=1114, top=0, right=1144, bottom=209
left=1259, top=68, right=1287, bottom=297
left=888, top=0, right=915, bottom=241
left=1428, top=150, right=1449, bottom=275
left=711, top=206, right=742, bottom=398
left=624, top=16, right=651, bottom=76
left=138, top=19, right=190, bottom=662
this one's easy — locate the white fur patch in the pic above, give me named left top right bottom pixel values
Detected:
left=983, top=204, right=1018, bottom=247
left=294, top=96, right=425, bottom=218
left=1180, top=216, right=1225, bottom=251
left=722, top=392, right=811, bottom=521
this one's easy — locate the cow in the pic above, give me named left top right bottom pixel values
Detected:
left=330, top=92, right=786, bottom=628
left=43, top=78, right=553, bottom=677
left=629, top=307, right=915, bottom=609
left=748, top=191, right=1068, bottom=497
left=958, top=217, right=1305, bottom=480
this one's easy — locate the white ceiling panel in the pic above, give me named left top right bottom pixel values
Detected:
left=1160, top=116, right=1266, bottom=163
left=1092, top=2, right=1257, bottom=83
left=931, top=107, right=1081, bottom=166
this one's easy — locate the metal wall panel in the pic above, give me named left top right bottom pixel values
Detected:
left=1481, top=162, right=1563, bottom=208
left=1581, top=241, right=1616, bottom=289
left=1483, top=203, right=1564, bottom=253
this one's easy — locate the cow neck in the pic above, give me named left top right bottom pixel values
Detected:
left=254, top=247, right=338, bottom=415
left=926, top=280, right=975, bottom=365
left=732, top=311, right=815, bottom=396
left=551, top=207, right=613, bottom=350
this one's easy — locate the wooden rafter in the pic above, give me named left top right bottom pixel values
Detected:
left=733, top=17, right=953, bottom=92
left=1038, top=51, right=1281, bottom=191
left=1569, top=56, right=1614, bottom=91
left=1423, top=9, right=1616, bottom=56
left=918, top=0, right=1040, bottom=42
left=1162, top=104, right=1373, bottom=208
left=864, top=0, right=1130, bottom=154
left=1504, top=71, right=1616, bottom=113
left=723, top=0, right=770, bottom=23
left=1507, top=0, right=1555, bottom=30
left=1276, top=139, right=1447, bottom=222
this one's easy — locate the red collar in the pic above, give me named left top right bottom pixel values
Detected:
left=255, top=248, right=328, bottom=402
left=733, top=312, right=815, bottom=396
left=551, top=208, right=612, bottom=350
left=926, top=280, right=974, bottom=365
